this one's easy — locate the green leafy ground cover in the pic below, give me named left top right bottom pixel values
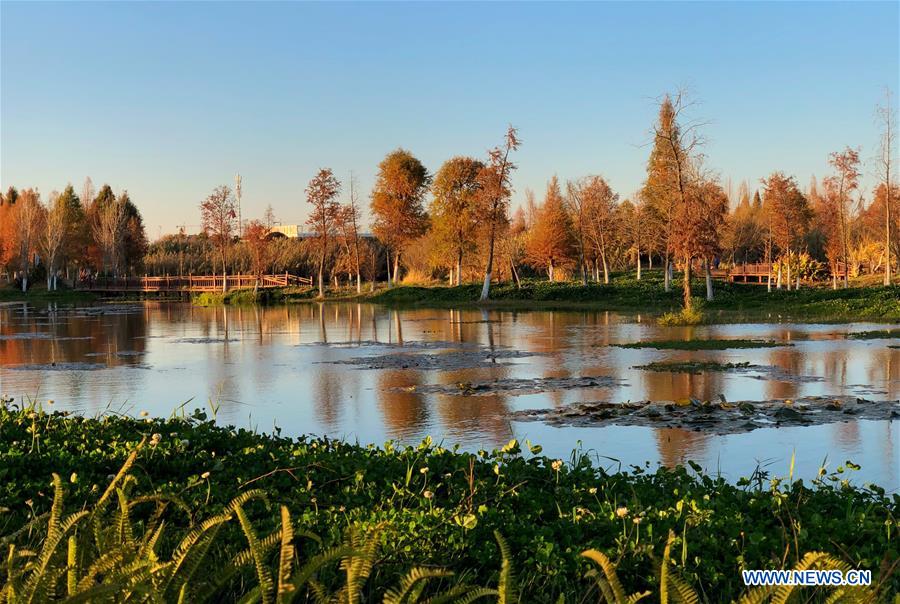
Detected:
left=0, top=405, right=895, bottom=601
left=366, top=276, right=900, bottom=322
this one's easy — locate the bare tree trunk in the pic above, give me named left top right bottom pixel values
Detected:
left=317, top=253, right=325, bottom=298
left=579, top=238, right=588, bottom=286
left=386, top=251, right=393, bottom=287
left=456, top=249, right=463, bottom=286
left=601, top=252, right=609, bottom=284
left=786, top=251, right=792, bottom=291
left=480, top=226, right=495, bottom=301
left=682, top=256, right=692, bottom=309
left=636, top=247, right=642, bottom=280
left=663, top=252, right=671, bottom=292
left=705, top=258, right=713, bottom=301
left=509, top=253, right=521, bottom=288
left=393, top=251, right=401, bottom=284
left=548, top=259, right=554, bottom=282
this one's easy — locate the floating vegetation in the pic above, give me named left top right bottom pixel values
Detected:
left=633, top=360, right=757, bottom=373
left=332, top=348, right=538, bottom=371
left=512, top=395, right=900, bottom=434
left=401, top=375, right=621, bottom=396
left=846, top=329, right=900, bottom=340
left=615, top=338, right=790, bottom=350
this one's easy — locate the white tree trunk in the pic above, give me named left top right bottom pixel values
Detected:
left=705, top=259, right=713, bottom=301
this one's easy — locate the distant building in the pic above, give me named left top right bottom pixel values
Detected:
left=267, top=224, right=306, bottom=239
left=265, top=224, right=374, bottom=240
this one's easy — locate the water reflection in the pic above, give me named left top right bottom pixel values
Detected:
left=0, top=301, right=898, bottom=490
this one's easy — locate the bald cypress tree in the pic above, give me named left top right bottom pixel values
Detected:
left=642, top=96, right=681, bottom=292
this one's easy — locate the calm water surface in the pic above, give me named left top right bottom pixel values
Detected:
left=1, top=301, right=898, bottom=491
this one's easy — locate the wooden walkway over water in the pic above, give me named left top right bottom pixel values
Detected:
left=74, top=274, right=313, bottom=293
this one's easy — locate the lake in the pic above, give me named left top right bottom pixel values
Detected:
left=1, top=301, right=898, bottom=491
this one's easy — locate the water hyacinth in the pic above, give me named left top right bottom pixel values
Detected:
left=0, top=406, right=895, bottom=601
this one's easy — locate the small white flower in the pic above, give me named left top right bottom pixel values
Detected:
left=419, top=467, right=429, bottom=474
left=588, top=487, right=598, bottom=495
left=551, top=460, right=563, bottom=472
left=616, top=507, right=629, bottom=518
left=201, top=471, right=210, bottom=479
left=423, top=490, right=433, bottom=499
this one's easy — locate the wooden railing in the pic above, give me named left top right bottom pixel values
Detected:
left=75, top=274, right=312, bottom=292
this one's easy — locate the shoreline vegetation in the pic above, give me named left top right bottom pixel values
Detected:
left=3, top=272, right=899, bottom=322
left=0, top=404, right=896, bottom=602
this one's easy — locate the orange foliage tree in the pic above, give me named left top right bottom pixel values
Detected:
left=305, top=168, right=341, bottom=297
left=430, top=156, right=484, bottom=285
left=525, top=177, right=576, bottom=281
left=477, top=126, right=520, bottom=300
left=370, top=149, right=430, bottom=285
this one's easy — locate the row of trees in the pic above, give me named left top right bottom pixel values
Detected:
left=0, top=179, right=148, bottom=291
left=4, top=91, right=895, bottom=306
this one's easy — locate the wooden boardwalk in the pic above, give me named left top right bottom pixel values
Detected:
left=74, top=274, right=312, bottom=293
left=710, top=262, right=848, bottom=285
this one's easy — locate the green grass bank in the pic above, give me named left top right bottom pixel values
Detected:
left=368, top=276, right=900, bottom=322
left=1, top=405, right=895, bottom=601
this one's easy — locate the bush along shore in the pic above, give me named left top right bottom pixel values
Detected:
left=0, top=404, right=896, bottom=602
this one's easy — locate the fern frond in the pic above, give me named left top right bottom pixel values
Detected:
left=383, top=567, right=453, bottom=604
left=235, top=503, right=276, bottom=604
left=493, top=531, right=517, bottom=604
left=276, top=506, right=295, bottom=602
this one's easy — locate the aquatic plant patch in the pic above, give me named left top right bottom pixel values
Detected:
left=633, top=361, right=758, bottom=373
left=399, top=375, right=622, bottom=396
left=615, top=338, right=790, bottom=350
left=330, top=348, right=540, bottom=371
left=846, top=329, right=900, bottom=340
left=512, top=395, right=900, bottom=434
left=0, top=404, right=896, bottom=601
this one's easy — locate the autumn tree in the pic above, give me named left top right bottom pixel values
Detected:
left=823, top=147, right=860, bottom=288
left=477, top=126, right=520, bottom=300
left=42, top=190, right=71, bottom=290
left=335, top=173, right=364, bottom=292
left=370, top=149, right=430, bottom=285
left=200, top=185, right=237, bottom=292
left=646, top=91, right=706, bottom=308
left=55, top=185, right=87, bottom=281
left=14, top=189, right=43, bottom=292
left=243, top=220, right=271, bottom=292
left=88, top=185, right=127, bottom=276
left=642, top=96, right=682, bottom=293
left=761, top=172, right=811, bottom=290
left=430, top=156, right=484, bottom=285
left=569, top=175, right=619, bottom=284
left=306, top=168, right=342, bottom=297
left=617, top=198, right=647, bottom=279
left=876, top=88, right=897, bottom=285
left=525, top=177, right=576, bottom=281
left=0, top=187, right=17, bottom=275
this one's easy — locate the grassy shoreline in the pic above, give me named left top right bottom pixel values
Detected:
left=4, top=275, right=898, bottom=323
left=1, top=405, right=896, bottom=601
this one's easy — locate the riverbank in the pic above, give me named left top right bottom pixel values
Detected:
left=1, top=404, right=895, bottom=601
left=187, top=274, right=900, bottom=322
left=370, top=276, right=900, bottom=322
left=0, top=286, right=97, bottom=303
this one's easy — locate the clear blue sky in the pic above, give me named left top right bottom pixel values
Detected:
left=2, top=1, right=898, bottom=237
